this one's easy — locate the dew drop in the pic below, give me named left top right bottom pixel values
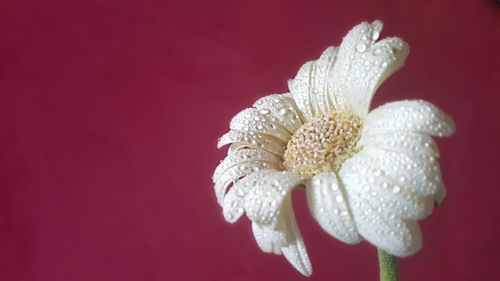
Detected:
left=321, top=187, right=329, bottom=196
left=259, top=109, right=270, bottom=115
left=356, top=42, right=367, bottom=53
left=373, top=48, right=382, bottom=55
left=392, top=185, right=401, bottom=193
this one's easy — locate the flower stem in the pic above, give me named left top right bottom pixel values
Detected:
left=378, top=249, right=399, bottom=281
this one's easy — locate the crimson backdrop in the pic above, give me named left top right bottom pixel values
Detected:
left=1, top=0, right=500, bottom=280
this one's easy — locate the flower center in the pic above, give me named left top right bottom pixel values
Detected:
left=283, top=111, right=362, bottom=177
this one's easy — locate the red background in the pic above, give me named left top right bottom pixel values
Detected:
left=1, top=1, right=499, bottom=280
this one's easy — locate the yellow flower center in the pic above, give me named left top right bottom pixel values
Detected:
left=283, top=111, right=362, bottom=177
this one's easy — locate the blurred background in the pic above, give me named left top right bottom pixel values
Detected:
left=1, top=0, right=499, bottom=280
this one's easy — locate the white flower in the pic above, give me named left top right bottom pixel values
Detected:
left=212, top=20, right=455, bottom=276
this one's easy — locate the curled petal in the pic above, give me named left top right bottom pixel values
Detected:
left=218, top=130, right=286, bottom=156
left=252, top=222, right=285, bottom=255
left=351, top=148, right=444, bottom=197
left=224, top=170, right=311, bottom=276
left=340, top=153, right=434, bottom=220
left=213, top=149, right=281, bottom=205
left=306, top=173, right=362, bottom=244
left=251, top=201, right=313, bottom=277
left=329, top=20, right=407, bottom=116
left=288, top=47, right=340, bottom=120
left=345, top=37, right=409, bottom=116
left=230, top=108, right=292, bottom=142
left=280, top=198, right=312, bottom=276
left=222, top=170, right=305, bottom=227
left=340, top=160, right=423, bottom=256
left=360, top=133, right=447, bottom=205
left=288, top=20, right=409, bottom=118
left=360, top=130, right=440, bottom=160
left=253, top=93, right=305, bottom=132
left=364, top=100, right=455, bottom=137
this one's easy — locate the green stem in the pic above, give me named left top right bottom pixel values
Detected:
left=378, top=249, right=399, bottom=281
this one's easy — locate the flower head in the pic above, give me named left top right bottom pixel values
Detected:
left=213, top=20, right=455, bottom=276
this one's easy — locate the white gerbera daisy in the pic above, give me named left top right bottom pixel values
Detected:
left=212, top=20, right=455, bottom=276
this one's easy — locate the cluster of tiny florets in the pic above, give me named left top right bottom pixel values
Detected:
left=283, top=111, right=362, bottom=177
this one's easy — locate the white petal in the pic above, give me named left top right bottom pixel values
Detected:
left=222, top=170, right=305, bottom=226
left=306, top=173, right=362, bottom=244
left=288, top=47, right=340, bottom=120
left=252, top=222, right=284, bottom=255
left=328, top=22, right=377, bottom=113
left=253, top=93, right=305, bottom=132
left=251, top=200, right=313, bottom=276
left=213, top=149, right=281, bottom=205
left=230, top=108, right=292, bottom=142
left=288, top=21, right=409, bottom=118
left=330, top=20, right=408, bottom=117
left=280, top=197, right=312, bottom=276
left=218, top=130, right=286, bottom=156
left=288, top=61, right=315, bottom=120
left=364, top=100, right=455, bottom=137
left=339, top=160, right=423, bottom=256
left=359, top=147, right=444, bottom=197
left=360, top=130, right=447, bottom=205
left=340, top=154, right=434, bottom=220
left=345, top=37, right=409, bottom=116
left=315, top=48, right=339, bottom=114
left=225, top=171, right=311, bottom=276
left=360, top=130, right=440, bottom=160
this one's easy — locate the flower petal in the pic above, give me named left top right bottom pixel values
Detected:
left=253, top=93, right=305, bottom=133
left=252, top=198, right=313, bottom=276
left=355, top=147, right=444, bottom=197
left=288, top=47, right=340, bottom=120
left=252, top=222, right=284, bottom=255
left=360, top=131, right=447, bottom=205
left=288, top=20, right=409, bottom=118
left=363, top=100, right=455, bottom=137
left=345, top=37, right=409, bottom=116
left=339, top=159, right=423, bottom=256
left=230, top=108, right=292, bottom=142
left=213, top=149, right=282, bottom=205
left=360, top=130, right=440, bottom=160
left=340, top=152, right=434, bottom=220
left=306, top=172, right=362, bottom=244
left=218, top=130, right=286, bottom=156
left=222, top=170, right=305, bottom=226
left=329, top=20, right=408, bottom=117
left=280, top=197, right=312, bottom=276
left=224, top=170, right=312, bottom=276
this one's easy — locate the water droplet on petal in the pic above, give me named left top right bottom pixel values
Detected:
left=356, top=42, right=367, bottom=53
left=259, top=109, right=270, bottom=115
left=392, top=185, right=401, bottom=193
